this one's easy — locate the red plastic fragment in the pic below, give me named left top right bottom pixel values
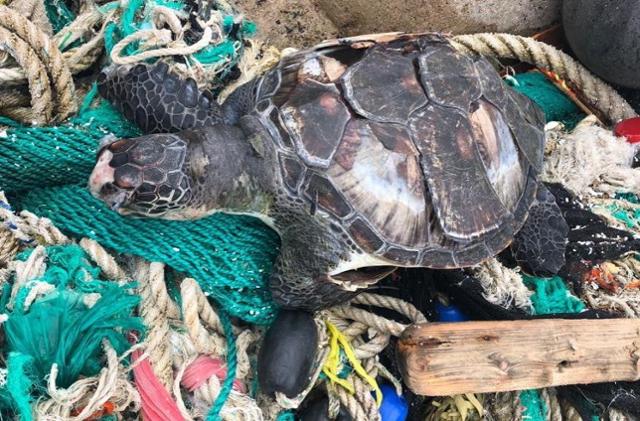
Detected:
left=132, top=349, right=185, bottom=421
left=182, top=355, right=245, bottom=393
left=614, top=117, right=640, bottom=143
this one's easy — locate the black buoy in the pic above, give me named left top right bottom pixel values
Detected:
left=563, top=0, right=640, bottom=89
left=257, top=309, right=319, bottom=398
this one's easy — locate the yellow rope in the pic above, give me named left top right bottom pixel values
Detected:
left=322, top=321, right=382, bottom=406
left=427, top=393, right=485, bottom=421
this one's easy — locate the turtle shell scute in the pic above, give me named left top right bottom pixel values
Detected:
left=342, top=47, right=428, bottom=124
left=252, top=35, right=546, bottom=268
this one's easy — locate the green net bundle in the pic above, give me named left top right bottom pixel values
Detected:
left=0, top=245, right=143, bottom=420
left=0, top=1, right=271, bottom=418
left=4, top=0, right=632, bottom=418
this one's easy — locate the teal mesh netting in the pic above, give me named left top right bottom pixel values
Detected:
left=1, top=97, right=279, bottom=325
left=508, top=71, right=585, bottom=130
left=19, top=187, right=279, bottom=324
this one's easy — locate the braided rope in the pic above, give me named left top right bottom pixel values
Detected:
left=0, top=5, right=76, bottom=121
left=0, top=24, right=53, bottom=123
left=335, top=374, right=380, bottom=421
left=0, top=192, right=69, bottom=245
left=0, top=5, right=107, bottom=124
left=321, top=298, right=424, bottom=420
left=79, top=238, right=127, bottom=282
left=0, top=6, right=107, bottom=82
left=53, top=7, right=102, bottom=49
left=0, top=227, right=18, bottom=265
left=352, top=292, right=427, bottom=323
left=180, top=278, right=227, bottom=355
left=450, top=33, right=636, bottom=124
left=484, top=392, right=523, bottom=421
left=110, top=26, right=214, bottom=66
left=330, top=304, right=407, bottom=337
left=38, top=342, right=140, bottom=420
left=5, top=0, right=52, bottom=36
left=352, top=331, right=390, bottom=360
left=135, top=261, right=175, bottom=390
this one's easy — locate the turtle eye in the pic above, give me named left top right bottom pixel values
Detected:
left=100, top=182, right=119, bottom=196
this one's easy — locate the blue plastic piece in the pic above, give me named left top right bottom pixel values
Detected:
left=379, top=384, right=408, bottom=421
left=435, top=301, right=468, bottom=322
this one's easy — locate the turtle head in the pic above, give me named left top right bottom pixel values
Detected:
left=89, top=133, right=195, bottom=218
left=89, top=125, right=270, bottom=219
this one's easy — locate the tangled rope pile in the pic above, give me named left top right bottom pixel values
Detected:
left=0, top=189, right=428, bottom=420
left=1, top=0, right=640, bottom=417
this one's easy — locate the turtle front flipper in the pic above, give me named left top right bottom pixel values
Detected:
left=510, top=183, right=569, bottom=277
left=98, top=63, right=225, bottom=133
left=270, top=216, right=394, bottom=310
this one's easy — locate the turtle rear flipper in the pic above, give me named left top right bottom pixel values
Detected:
left=511, top=183, right=569, bottom=277
left=98, top=63, right=225, bottom=133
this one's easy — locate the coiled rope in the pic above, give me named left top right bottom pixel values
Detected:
left=450, top=33, right=637, bottom=125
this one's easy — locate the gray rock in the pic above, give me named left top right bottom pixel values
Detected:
left=563, top=0, right=640, bottom=89
left=235, top=0, right=339, bottom=49
left=316, top=0, right=561, bottom=37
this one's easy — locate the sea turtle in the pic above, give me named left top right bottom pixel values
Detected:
left=89, top=33, right=568, bottom=310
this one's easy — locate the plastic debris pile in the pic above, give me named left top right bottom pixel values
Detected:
left=1, top=0, right=640, bottom=420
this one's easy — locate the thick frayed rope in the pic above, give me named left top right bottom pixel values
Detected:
left=0, top=193, right=262, bottom=420
left=470, top=258, right=533, bottom=312
left=543, top=116, right=640, bottom=197
left=0, top=191, right=68, bottom=266
left=37, top=343, right=141, bottom=421
left=450, top=33, right=637, bottom=124
left=0, top=3, right=116, bottom=86
left=103, top=0, right=256, bottom=92
left=135, top=261, right=179, bottom=390
left=0, top=4, right=76, bottom=123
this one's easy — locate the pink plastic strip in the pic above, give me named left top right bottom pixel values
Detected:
left=181, top=355, right=245, bottom=393
left=132, top=349, right=185, bottom=421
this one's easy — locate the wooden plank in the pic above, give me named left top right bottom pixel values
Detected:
left=397, top=319, right=640, bottom=396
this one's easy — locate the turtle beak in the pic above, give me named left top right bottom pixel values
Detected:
left=107, top=189, right=131, bottom=211
left=89, top=148, right=115, bottom=197
left=89, top=147, right=134, bottom=212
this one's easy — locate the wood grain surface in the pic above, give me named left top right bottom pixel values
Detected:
left=397, top=319, right=640, bottom=396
